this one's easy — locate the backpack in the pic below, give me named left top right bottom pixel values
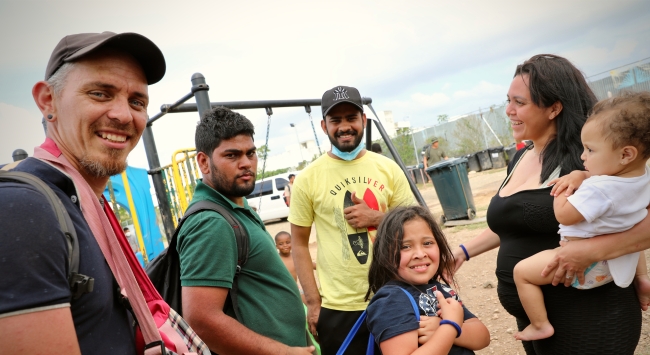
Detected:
left=146, top=200, right=249, bottom=318
left=0, top=163, right=94, bottom=299
left=337, top=288, right=419, bottom=355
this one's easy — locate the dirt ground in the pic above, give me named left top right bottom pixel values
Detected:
left=264, top=168, right=650, bottom=354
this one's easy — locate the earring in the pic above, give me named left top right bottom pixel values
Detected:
left=46, top=114, right=53, bottom=120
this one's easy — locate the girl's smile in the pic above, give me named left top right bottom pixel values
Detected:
left=398, top=217, right=440, bottom=285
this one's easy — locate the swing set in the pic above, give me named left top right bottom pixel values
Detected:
left=144, top=73, right=427, bottom=241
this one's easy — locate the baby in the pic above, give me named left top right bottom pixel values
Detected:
left=513, top=91, right=650, bottom=341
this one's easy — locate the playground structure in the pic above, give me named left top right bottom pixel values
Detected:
left=104, top=166, right=165, bottom=264
left=144, top=73, right=428, bottom=242
left=160, top=149, right=201, bottom=224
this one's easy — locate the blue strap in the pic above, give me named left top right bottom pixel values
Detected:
left=336, top=310, right=374, bottom=355
left=336, top=287, right=420, bottom=355
left=399, top=287, right=420, bottom=321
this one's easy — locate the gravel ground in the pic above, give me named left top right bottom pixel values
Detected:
left=264, top=168, right=650, bottom=354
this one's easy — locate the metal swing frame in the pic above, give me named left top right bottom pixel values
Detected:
left=144, top=73, right=427, bottom=241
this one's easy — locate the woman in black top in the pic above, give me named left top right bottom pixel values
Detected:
left=452, top=54, right=649, bottom=355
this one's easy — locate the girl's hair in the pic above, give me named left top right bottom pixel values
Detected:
left=366, top=206, right=455, bottom=301
left=514, top=54, right=597, bottom=182
left=587, top=91, right=650, bottom=159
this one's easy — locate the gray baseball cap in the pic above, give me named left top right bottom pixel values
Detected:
left=46, top=31, right=166, bottom=85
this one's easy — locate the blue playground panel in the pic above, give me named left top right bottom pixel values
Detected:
left=104, top=166, right=165, bottom=264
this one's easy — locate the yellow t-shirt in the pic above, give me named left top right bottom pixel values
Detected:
left=288, top=151, right=416, bottom=311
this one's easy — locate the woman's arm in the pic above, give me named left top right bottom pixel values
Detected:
left=452, top=227, right=501, bottom=274
left=542, top=207, right=650, bottom=286
left=453, top=318, right=490, bottom=350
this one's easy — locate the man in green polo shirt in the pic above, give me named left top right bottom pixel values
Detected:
left=178, top=106, right=314, bottom=355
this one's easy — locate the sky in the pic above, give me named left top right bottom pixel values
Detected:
left=1, top=0, right=650, bottom=171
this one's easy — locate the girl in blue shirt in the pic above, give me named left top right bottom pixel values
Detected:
left=366, top=206, right=489, bottom=355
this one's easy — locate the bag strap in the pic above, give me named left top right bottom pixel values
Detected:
left=335, top=310, right=374, bottom=355
left=0, top=168, right=94, bottom=299
left=399, top=287, right=420, bottom=322
left=336, top=287, right=420, bottom=355
left=173, top=200, right=249, bottom=320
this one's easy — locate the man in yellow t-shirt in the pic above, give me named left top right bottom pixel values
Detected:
left=289, top=86, right=415, bottom=355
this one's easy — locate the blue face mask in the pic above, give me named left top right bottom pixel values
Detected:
left=331, top=140, right=365, bottom=161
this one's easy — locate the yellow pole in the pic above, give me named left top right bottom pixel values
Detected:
left=171, top=148, right=196, bottom=214
left=121, top=171, right=148, bottom=263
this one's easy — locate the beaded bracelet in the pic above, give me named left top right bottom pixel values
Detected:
left=439, top=319, right=462, bottom=338
left=459, top=244, right=470, bottom=261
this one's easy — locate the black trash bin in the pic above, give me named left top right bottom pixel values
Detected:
left=465, top=153, right=481, bottom=172
left=475, top=149, right=493, bottom=171
left=426, top=158, right=477, bottom=224
left=504, top=143, right=517, bottom=165
left=488, top=146, right=507, bottom=169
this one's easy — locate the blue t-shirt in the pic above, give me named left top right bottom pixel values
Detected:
left=366, top=280, right=475, bottom=355
left=0, top=158, right=136, bottom=355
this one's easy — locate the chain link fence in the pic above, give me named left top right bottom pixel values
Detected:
left=376, top=103, right=515, bottom=166
left=587, top=57, right=650, bottom=100
left=376, top=58, right=650, bottom=167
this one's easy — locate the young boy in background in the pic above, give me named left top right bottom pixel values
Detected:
left=275, top=231, right=297, bottom=280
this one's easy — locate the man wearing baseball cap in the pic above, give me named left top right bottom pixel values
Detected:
left=0, top=32, right=165, bottom=354
left=423, top=137, right=448, bottom=171
left=289, top=86, right=415, bottom=354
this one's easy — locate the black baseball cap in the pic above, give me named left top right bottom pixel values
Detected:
left=45, top=31, right=166, bottom=85
left=321, top=86, right=364, bottom=117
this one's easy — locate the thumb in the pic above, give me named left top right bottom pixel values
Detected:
left=351, top=191, right=365, bottom=205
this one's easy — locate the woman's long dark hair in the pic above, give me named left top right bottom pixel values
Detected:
left=365, top=206, right=455, bottom=301
left=514, top=54, right=597, bottom=181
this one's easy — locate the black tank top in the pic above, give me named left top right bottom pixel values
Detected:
left=487, top=149, right=565, bottom=283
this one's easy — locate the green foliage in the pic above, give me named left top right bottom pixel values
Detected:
left=437, top=114, right=449, bottom=124
left=257, top=144, right=270, bottom=159
left=114, top=204, right=133, bottom=227
left=256, top=167, right=290, bottom=180
left=493, top=108, right=516, bottom=146
left=451, top=115, right=487, bottom=155
left=372, top=128, right=418, bottom=166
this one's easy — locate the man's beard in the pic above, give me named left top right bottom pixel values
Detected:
left=328, top=128, right=364, bottom=152
left=79, top=148, right=127, bottom=178
left=79, top=119, right=137, bottom=178
left=208, top=161, right=256, bottom=197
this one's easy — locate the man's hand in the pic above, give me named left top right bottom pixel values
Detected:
left=287, top=346, right=316, bottom=354
left=343, top=192, right=382, bottom=229
left=291, top=224, right=321, bottom=341
left=418, top=315, right=441, bottom=345
left=306, top=302, right=321, bottom=342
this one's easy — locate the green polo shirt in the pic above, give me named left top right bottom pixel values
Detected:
left=177, top=180, right=306, bottom=347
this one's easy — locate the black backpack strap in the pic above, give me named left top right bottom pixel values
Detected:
left=177, top=200, right=249, bottom=320
left=0, top=170, right=94, bottom=299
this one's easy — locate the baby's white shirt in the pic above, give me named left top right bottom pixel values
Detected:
left=559, top=166, right=650, bottom=287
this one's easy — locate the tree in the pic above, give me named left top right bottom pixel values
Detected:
left=114, top=204, right=133, bottom=227
left=437, top=114, right=449, bottom=124
left=391, top=127, right=418, bottom=166
left=451, top=115, right=486, bottom=155
left=257, top=144, right=270, bottom=160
